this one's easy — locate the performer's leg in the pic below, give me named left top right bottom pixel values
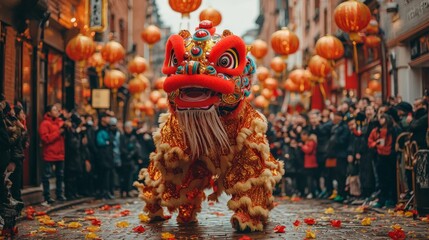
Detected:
left=224, top=146, right=282, bottom=231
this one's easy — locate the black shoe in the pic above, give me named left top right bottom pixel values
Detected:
left=45, top=197, right=55, bottom=204
left=56, top=195, right=67, bottom=201
left=65, top=195, right=76, bottom=201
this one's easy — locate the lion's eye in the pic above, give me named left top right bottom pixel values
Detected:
left=217, top=49, right=238, bottom=69
left=169, top=50, right=178, bottom=67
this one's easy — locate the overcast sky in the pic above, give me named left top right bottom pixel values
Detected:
left=156, top=0, right=259, bottom=37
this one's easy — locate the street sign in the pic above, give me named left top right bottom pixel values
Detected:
left=91, top=88, right=111, bottom=109
left=88, top=0, right=108, bottom=32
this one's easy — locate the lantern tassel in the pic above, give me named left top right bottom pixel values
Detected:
left=352, top=41, right=359, bottom=72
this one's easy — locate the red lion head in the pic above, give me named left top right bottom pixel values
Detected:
left=162, top=21, right=256, bottom=113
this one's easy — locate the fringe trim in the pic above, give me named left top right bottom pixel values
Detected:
left=227, top=196, right=270, bottom=218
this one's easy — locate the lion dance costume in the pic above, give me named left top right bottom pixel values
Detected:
left=135, top=21, right=284, bottom=232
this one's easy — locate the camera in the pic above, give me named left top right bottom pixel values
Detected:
left=386, top=2, right=399, bottom=13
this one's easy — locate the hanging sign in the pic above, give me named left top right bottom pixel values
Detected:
left=88, top=0, right=108, bottom=32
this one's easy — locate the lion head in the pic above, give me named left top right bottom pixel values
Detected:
left=161, top=21, right=256, bottom=159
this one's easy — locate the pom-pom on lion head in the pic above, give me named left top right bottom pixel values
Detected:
left=162, top=20, right=256, bottom=113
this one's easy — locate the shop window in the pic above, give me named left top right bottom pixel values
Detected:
left=47, top=50, right=63, bottom=105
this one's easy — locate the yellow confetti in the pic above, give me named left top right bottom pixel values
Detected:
left=396, top=211, right=404, bottom=216
left=404, top=211, right=413, bottom=218
left=139, top=213, right=150, bottom=223
left=38, top=226, right=57, bottom=233
left=43, top=219, right=56, bottom=226
left=305, top=229, right=316, bottom=239
left=29, top=230, right=38, bottom=236
left=392, top=224, right=402, bottom=230
left=85, top=232, right=100, bottom=239
left=161, top=232, right=176, bottom=239
left=37, top=215, right=51, bottom=223
left=388, top=209, right=395, bottom=215
left=86, top=226, right=100, bottom=232
left=324, top=207, right=335, bottom=214
left=355, top=207, right=365, bottom=213
left=67, top=222, right=83, bottom=228
left=57, top=220, right=66, bottom=227
left=361, top=217, right=371, bottom=226
left=116, top=221, right=129, bottom=228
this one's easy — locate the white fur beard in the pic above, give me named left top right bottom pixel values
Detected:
left=177, top=106, right=231, bottom=160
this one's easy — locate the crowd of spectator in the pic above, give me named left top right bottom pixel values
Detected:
left=268, top=94, right=428, bottom=208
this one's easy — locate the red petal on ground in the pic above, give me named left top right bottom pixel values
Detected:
left=35, top=211, right=47, bottom=216
left=112, top=204, right=122, bottom=210
left=120, top=210, right=130, bottom=216
left=91, top=219, right=102, bottom=226
left=85, top=209, right=95, bottom=215
left=273, top=225, right=286, bottom=233
left=293, top=220, right=301, bottom=227
left=239, top=235, right=252, bottom=240
left=304, top=218, right=316, bottom=225
left=100, top=205, right=111, bottom=211
left=132, top=225, right=146, bottom=233
left=330, top=219, right=342, bottom=228
left=388, top=229, right=406, bottom=240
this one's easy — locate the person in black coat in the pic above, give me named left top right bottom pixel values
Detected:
left=0, top=95, right=11, bottom=180
left=64, top=113, right=87, bottom=200
left=8, top=106, right=28, bottom=202
left=79, top=115, right=97, bottom=197
left=309, top=110, right=333, bottom=198
left=326, top=111, right=351, bottom=202
left=410, top=98, right=428, bottom=150
left=119, top=121, right=142, bottom=198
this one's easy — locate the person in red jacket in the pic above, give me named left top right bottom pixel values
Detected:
left=368, top=113, right=397, bottom=208
left=300, top=130, right=318, bottom=199
left=39, top=105, right=66, bottom=204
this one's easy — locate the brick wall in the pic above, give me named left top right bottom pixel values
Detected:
left=4, top=26, right=16, bottom=102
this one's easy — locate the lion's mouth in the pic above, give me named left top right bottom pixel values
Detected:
left=175, top=87, right=219, bottom=110
left=179, top=88, right=215, bottom=102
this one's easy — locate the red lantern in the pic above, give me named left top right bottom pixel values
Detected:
left=65, top=34, right=95, bottom=62
left=104, top=69, right=126, bottom=89
left=143, top=101, right=155, bottom=116
left=261, top=88, right=273, bottom=99
left=199, top=7, right=222, bottom=27
left=334, top=0, right=371, bottom=38
left=157, top=97, right=169, bottom=110
left=128, top=56, right=148, bottom=74
left=154, top=77, right=166, bottom=90
left=368, top=80, right=381, bottom=92
left=149, top=90, right=162, bottom=104
left=251, top=85, right=260, bottom=93
left=23, top=83, right=31, bottom=95
left=288, top=69, right=311, bottom=92
left=264, top=77, right=278, bottom=90
left=270, top=57, right=286, bottom=73
left=270, top=28, right=299, bottom=57
left=128, top=75, right=148, bottom=95
left=365, top=19, right=379, bottom=35
left=82, top=88, right=91, bottom=98
left=284, top=79, right=299, bottom=92
left=88, top=52, right=105, bottom=69
left=256, top=66, right=270, bottom=82
left=365, top=35, right=381, bottom=48
left=141, top=25, right=162, bottom=46
left=315, top=35, right=344, bottom=60
left=251, top=39, right=268, bottom=59
left=169, top=0, right=202, bottom=18
left=101, top=40, right=125, bottom=65
left=308, top=55, right=332, bottom=78
left=253, top=95, right=269, bottom=108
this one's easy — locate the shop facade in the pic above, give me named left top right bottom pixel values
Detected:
left=382, top=0, right=429, bottom=102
